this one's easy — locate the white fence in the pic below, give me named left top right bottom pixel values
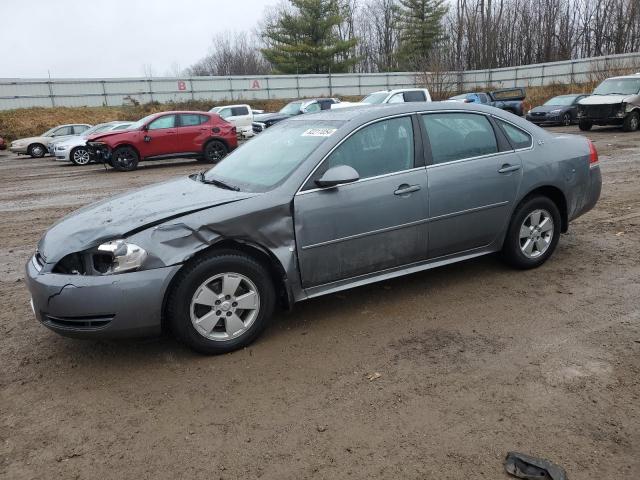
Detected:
left=1, top=52, right=639, bottom=110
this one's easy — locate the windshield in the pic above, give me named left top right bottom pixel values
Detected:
left=203, top=120, right=343, bottom=192
left=42, top=127, right=57, bottom=136
left=279, top=102, right=303, bottom=115
left=127, top=113, right=157, bottom=130
left=544, top=95, right=578, bottom=106
left=593, top=78, right=640, bottom=96
left=361, top=92, right=389, bottom=104
left=81, top=123, right=112, bottom=137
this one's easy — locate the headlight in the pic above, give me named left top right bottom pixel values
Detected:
left=549, top=109, right=562, bottom=114
left=527, top=109, right=532, bottom=114
left=624, top=103, right=633, bottom=113
left=94, top=239, right=147, bottom=274
left=56, top=145, right=68, bottom=151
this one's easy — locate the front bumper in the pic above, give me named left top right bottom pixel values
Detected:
left=9, top=145, right=28, bottom=154
left=54, top=149, right=71, bottom=161
left=25, top=257, right=181, bottom=339
left=526, top=113, right=563, bottom=124
left=87, top=143, right=111, bottom=163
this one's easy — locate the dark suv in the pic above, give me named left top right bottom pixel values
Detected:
left=87, top=111, right=238, bottom=171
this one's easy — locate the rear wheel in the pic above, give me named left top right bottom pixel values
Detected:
left=579, top=120, right=593, bottom=131
left=203, top=140, right=228, bottom=164
left=70, top=147, right=91, bottom=166
left=111, top=146, right=139, bottom=171
left=28, top=144, right=46, bottom=158
left=166, top=252, right=276, bottom=355
left=622, top=111, right=639, bottom=132
left=502, top=196, right=561, bottom=269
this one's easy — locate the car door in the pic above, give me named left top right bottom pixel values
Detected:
left=140, top=114, right=178, bottom=157
left=177, top=113, right=210, bottom=153
left=421, top=112, right=523, bottom=258
left=294, top=115, right=429, bottom=288
left=231, top=106, right=251, bottom=130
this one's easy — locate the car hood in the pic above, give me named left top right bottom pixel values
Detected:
left=253, top=112, right=292, bottom=123
left=38, top=176, right=257, bottom=264
left=54, top=135, right=87, bottom=148
left=88, top=130, right=133, bottom=142
left=13, top=135, right=51, bottom=145
left=579, top=94, right=630, bottom=105
left=529, top=105, right=569, bottom=113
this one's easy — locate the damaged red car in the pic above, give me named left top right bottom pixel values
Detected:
left=87, top=111, right=237, bottom=171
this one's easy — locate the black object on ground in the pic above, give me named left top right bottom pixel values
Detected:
left=504, top=451, right=567, bottom=480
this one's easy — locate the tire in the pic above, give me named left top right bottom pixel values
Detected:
left=562, top=113, right=571, bottom=126
left=202, top=140, right=228, bottom=164
left=111, top=146, right=139, bottom=171
left=166, top=251, right=276, bottom=355
left=622, top=111, right=639, bottom=132
left=28, top=143, right=46, bottom=158
left=501, top=196, right=561, bottom=269
left=578, top=120, right=593, bottom=131
left=70, top=147, right=91, bottom=166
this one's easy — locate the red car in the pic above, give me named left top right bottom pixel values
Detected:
left=0, top=137, right=6, bottom=150
left=87, top=111, right=237, bottom=171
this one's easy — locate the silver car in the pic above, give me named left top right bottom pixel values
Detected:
left=9, top=124, right=92, bottom=158
left=51, top=122, right=133, bottom=165
left=26, top=103, right=601, bottom=354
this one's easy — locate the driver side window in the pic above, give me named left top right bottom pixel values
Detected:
left=318, top=116, right=414, bottom=183
left=148, top=115, right=176, bottom=130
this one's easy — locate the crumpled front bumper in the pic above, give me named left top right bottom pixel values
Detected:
left=87, top=143, right=112, bottom=163
left=25, top=256, right=181, bottom=339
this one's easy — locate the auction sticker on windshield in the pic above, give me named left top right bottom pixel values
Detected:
left=302, top=128, right=337, bottom=137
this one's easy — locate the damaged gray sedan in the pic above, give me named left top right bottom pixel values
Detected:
left=26, top=103, right=601, bottom=354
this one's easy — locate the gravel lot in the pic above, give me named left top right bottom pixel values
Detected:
left=1, top=126, right=639, bottom=479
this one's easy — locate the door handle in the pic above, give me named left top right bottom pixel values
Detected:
left=498, top=164, right=521, bottom=174
left=394, top=184, right=421, bottom=195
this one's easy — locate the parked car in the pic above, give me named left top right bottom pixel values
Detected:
left=210, top=104, right=254, bottom=138
left=332, top=88, right=432, bottom=109
left=449, top=88, right=527, bottom=116
left=252, top=98, right=339, bottom=133
left=0, top=136, right=6, bottom=150
left=9, top=124, right=92, bottom=158
left=26, top=103, right=601, bottom=354
left=86, top=111, right=237, bottom=171
left=525, top=94, right=588, bottom=126
left=577, top=73, right=640, bottom=131
left=51, top=122, right=133, bottom=165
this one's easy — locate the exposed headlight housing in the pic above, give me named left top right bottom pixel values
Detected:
left=94, top=240, right=147, bottom=274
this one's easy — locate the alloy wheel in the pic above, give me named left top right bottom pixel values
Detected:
left=189, top=272, right=260, bottom=341
left=519, top=209, right=554, bottom=259
left=73, top=148, right=90, bottom=165
left=206, top=142, right=227, bottom=162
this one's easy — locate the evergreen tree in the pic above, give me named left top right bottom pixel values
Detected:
left=395, top=0, right=448, bottom=70
left=261, top=0, right=358, bottom=74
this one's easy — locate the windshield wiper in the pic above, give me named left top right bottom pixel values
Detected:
left=197, top=171, right=240, bottom=191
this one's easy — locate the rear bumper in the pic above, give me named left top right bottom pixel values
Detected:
left=570, top=165, right=602, bottom=222
left=25, top=257, right=181, bottom=339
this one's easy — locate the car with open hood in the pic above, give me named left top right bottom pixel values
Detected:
left=9, top=124, right=92, bottom=158
left=86, top=111, right=237, bottom=171
left=26, top=103, right=601, bottom=354
left=577, top=73, right=640, bottom=131
left=526, top=94, right=588, bottom=126
left=51, top=121, right=133, bottom=165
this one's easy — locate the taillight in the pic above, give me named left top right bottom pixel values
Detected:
left=588, top=140, right=599, bottom=166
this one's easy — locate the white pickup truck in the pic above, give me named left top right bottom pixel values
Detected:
left=209, top=104, right=255, bottom=138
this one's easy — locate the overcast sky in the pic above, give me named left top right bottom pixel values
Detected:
left=0, top=0, right=280, bottom=79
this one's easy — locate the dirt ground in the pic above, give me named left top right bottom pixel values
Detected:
left=1, top=126, right=639, bottom=479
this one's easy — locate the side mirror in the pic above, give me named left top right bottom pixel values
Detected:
left=315, top=165, right=360, bottom=188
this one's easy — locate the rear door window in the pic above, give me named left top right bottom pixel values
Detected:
left=179, top=114, right=208, bottom=127
left=403, top=90, right=426, bottom=102
left=497, top=120, right=533, bottom=149
left=232, top=106, right=249, bottom=116
left=73, top=125, right=89, bottom=134
left=422, top=113, right=498, bottom=164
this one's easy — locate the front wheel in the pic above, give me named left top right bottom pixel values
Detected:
left=111, top=146, right=139, bottom=171
left=622, top=111, right=639, bottom=132
left=579, top=120, right=593, bottom=131
left=501, top=196, right=561, bottom=269
left=203, top=140, right=228, bottom=164
left=166, top=252, right=276, bottom=354
left=562, top=113, right=571, bottom=126
left=28, top=144, right=46, bottom=158
left=70, top=147, right=91, bottom=166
